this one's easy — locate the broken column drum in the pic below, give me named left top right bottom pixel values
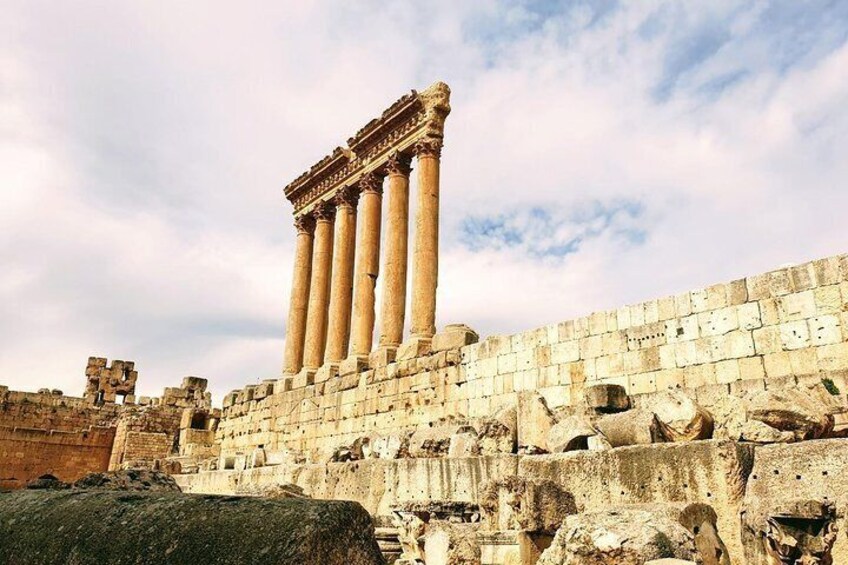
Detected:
left=281, top=82, right=452, bottom=376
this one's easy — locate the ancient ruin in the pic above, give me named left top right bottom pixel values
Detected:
left=3, top=81, right=848, bottom=565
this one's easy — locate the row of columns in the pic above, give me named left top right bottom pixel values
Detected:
left=283, top=140, right=442, bottom=375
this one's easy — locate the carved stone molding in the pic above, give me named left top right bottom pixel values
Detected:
left=333, top=185, right=360, bottom=209
left=312, top=200, right=336, bottom=222
left=385, top=151, right=413, bottom=177
left=293, top=213, right=316, bottom=235
left=284, top=81, right=451, bottom=214
left=358, top=172, right=384, bottom=195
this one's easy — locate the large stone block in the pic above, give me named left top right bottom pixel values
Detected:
left=517, top=392, right=556, bottom=454
left=595, top=409, right=666, bottom=447
left=584, top=383, right=629, bottom=413
left=432, top=324, right=480, bottom=353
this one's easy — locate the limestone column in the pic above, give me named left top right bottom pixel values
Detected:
left=302, top=201, right=336, bottom=371
left=349, top=172, right=384, bottom=360
left=282, top=213, right=315, bottom=375
left=324, top=187, right=359, bottom=365
left=378, top=152, right=412, bottom=350
left=409, top=139, right=442, bottom=341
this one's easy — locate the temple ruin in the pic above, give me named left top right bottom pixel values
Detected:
left=3, top=81, right=848, bottom=565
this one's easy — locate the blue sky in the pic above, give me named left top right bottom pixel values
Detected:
left=1, top=1, right=847, bottom=403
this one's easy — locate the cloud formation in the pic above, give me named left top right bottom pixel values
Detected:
left=1, top=1, right=846, bottom=403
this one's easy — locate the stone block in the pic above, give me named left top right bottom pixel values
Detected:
left=809, top=315, right=842, bottom=346
left=814, top=284, right=843, bottom=314
left=675, top=292, right=693, bottom=317
left=658, top=296, right=677, bottom=321
left=666, top=315, right=699, bottom=344
left=424, top=523, right=481, bottom=565
left=753, top=326, right=781, bottom=355
left=517, top=392, right=556, bottom=454
left=550, top=341, right=579, bottom=364
left=763, top=352, right=792, bottom=378
left=595, top=409, right=665, bottom=447
left=727, top=331, right=755, bottom=359
left=817, top=342, right=848, bottom=372
left=585, top=383, right=629, bottom=413
left=339, top=355, right=369, bottom=377
left=698, top=307, right=738, bottom=337
left=737, top=302, right=762, bottom=330
left=779, top=320, right=811, bottom=350
left=715, top=359, right=740, bottom=384
left=397, top=337, right=432, bottom=361
left=777, top=290, right=816, bottom=321
left=432, top=324, right=479, bottom=353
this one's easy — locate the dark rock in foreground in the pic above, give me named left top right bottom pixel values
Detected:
left=0, top=489, right=385, bottom=565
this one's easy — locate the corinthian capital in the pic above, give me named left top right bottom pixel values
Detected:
left=313, top=200, right=336, bottom=222
left=413, top=138, right=442, bottom=159
left=358, top=172, right=384, bottom=195
left=333, top=185, right=360, bottom=209
left=385, top=151, right=413, bottom=176
left=294, top=213, right=316, bottom=235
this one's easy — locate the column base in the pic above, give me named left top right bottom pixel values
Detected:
left=369, top=346, right=398, bottom=368
left=314, top=363, right=339, bottom=384
left=340, top=355, right=369, bottom=376
left=292, top=368, right=317, bottom=389
left=396, top=337, right=432, bottom=361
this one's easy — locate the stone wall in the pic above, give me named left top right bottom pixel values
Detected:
left=0, top=426, right=115, bottom=489
left=0, top=371, right=216, bottom=488
left=217, top=253, right=848, bottom=460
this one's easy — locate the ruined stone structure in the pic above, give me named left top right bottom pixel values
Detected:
left=0, top=358, right=217, bottom=489
left=282, top=81, right=451, bottom=385
left=176, top=83, right=848, bottom=565
left=4, top=83, right=848, bottom=564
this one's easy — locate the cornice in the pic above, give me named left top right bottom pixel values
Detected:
left=283, top=81, right=450, bottom=214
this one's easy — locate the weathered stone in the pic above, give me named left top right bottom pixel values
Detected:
left=587, top=434, right=612, bottom=451
left=410, top=423, right=469, bottom=458
left=477, top=403, right=517, bottom=455
left=585, top=383, right=630, bottom=413
left=737, top=420, right=795, bottom=444
left=479, top=476, right=577, bottom=533
left=742, top=499, right=838, bottom=565
left=595, top=409, right=668, bottom=447
left=371, top=432, right=410, bottom=459
left=392, top=500, right=481, bottom=563
left=424, top=522, right=481, bottom=565
left=546, top=415, right=598, bottom=452
left=748, top=387, right=835, bottom=440
left=537, top=506, right=701, bottom=565
left=517, top=392, right=556, bottom=454
left=73, top=470, right=181, bottom=492
left=0, top=490, right=383, bottom=565
left=449, top=427, right=481, bottom=457
left=635, top=388, right=714, bottom=442
left=25, top=474, right=70, bottom=490
left=236, top=482, right=308, bottom=499
left=432, top=324, right=480, bottom=352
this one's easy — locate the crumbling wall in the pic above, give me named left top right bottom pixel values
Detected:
left=216, top=253, right=848, bottom=460
left=0, top=426, right=114, bottom=490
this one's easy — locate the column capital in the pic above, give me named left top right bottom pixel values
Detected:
left=293, top=213, right=316, bottom=235
left=413, top=138, right=443, bottom=159
left=385, top=151, right=413, bottom=177
left=333, top=185, right=360, bottom=210
left=358, top=172, right=384, bottom=195
left=313, top=200, right=336, bottom=222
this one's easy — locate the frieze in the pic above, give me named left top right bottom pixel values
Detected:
left=284, top=81, right=450, bottom=214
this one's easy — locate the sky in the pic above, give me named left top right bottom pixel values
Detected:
left=1, top=1, right=847, bottom=404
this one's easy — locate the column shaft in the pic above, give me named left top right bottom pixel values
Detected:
left=410, top=140, right=442, bottom=339
left=324, top=188, right=359, bottom=364
left=350, top=174, right=384, bottom=356
left=302, top=202, right=335, bottom=370
left=282, top=214, right=315, bottom=374
left=379, top=154, right=412, bottom=348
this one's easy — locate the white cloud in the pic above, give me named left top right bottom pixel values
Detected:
left=1, top=1, right=846, bottom=403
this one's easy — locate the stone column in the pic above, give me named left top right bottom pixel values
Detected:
left=302, top=201, right=336, bottom=371
left=324, top=187, right=359, bottom=366
left=346, top=173, right=383, bottom=372
left=376, top=152, right=412, bottom=362
left=402, top=139, right=442, bottom=358
left=282, top=213, right=315, bottom=375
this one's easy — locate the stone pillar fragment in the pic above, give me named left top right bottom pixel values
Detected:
left=346, top=173, right=383, bottom=371
left=400, top=139, right=442, bottom=359
left=324, top=187, right=359, bottom=365
left=302, top=201, right=335, bottom=371
left=373, top=152, right=411, bottom=366
left=282, top=213, right=315, bottom=375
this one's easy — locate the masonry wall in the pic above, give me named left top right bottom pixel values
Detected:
left=0, top=389, right=123, bottom=432
left=0, top=426, right=115, bottom=489
left=217, top=253, right=848, bottom=460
